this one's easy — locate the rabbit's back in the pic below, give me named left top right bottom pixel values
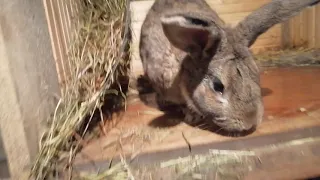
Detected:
left=139, top=12, right=183, bottom=103
left=139, top=0, right=223, bottom=103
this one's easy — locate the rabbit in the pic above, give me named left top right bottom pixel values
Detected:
left=139, top=0, right=320, bottom=133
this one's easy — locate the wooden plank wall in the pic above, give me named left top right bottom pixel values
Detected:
left=43, top=0, right=79, bottom=94
left=316, top=5, right=320, bottom=48
left=284, top=5, right=320, bottom=49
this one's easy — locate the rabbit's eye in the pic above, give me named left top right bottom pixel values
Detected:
left=213, top=77, right=224, bottom=94
left=187, top=17, right=209, bottom=27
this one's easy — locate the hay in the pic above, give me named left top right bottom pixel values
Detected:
left=75, top=162, right=128, bottom=180
left=30, top=0, right=131, bottom=179
left=254, top=47, right=320, bottom=67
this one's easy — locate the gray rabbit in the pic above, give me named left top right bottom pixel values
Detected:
left=139, top=0, right=320, bottom=132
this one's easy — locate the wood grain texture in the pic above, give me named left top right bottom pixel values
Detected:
left=306, top=7, right=316, bottom=48
left=43, top=0, right=65, bottom=92
left=0, top=0, right=60, bottom=178
left=74, top=128, right=320, bottom=180
left=315, top=5, right=320, bottom=48
left=284, top=5, right=320, bottom=49
left=43, top=0, right=78, bottom=93
left=244, top=138, right=320, bottom=180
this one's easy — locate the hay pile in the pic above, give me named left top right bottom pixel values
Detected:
left=30, top=0, right=131, bottom=179
left=254, top=47, right=320, bottom=67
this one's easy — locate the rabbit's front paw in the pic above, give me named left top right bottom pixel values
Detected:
left=156, top=93, right=182, bottom=112
left=183, top=108, right=204, bottom=125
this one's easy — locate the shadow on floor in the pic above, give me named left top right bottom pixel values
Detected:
left=307, top=177, right=320, bottom=180
left=0, top=160, right=10, bottom=178
left=0, top=134, right=10, bottom=178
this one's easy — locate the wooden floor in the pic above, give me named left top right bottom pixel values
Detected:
left=74, top=66, right=320, bottom=179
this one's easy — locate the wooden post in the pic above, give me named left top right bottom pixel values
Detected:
left=281, top=20, right=292, bottom=49
left=300, top=10, right=309, bottom=48
left=281, top=8, right=316, bottom=50
left=0, top=0, right=60, bottom=179
left=43, top=0, right=78, bottom=94
left=306, top=7, right=316, bottom=48
left=315, top=5, right=320, bottom=48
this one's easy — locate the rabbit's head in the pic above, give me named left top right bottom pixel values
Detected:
left=160, top=0, right=319, bottom=132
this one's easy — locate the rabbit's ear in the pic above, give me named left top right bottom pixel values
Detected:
left=235, top=0, right=320, bottom=47
left=161, top=14, right=220, bottom=56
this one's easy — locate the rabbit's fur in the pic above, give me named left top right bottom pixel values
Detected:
left=139, top=0, right=320, bottom=132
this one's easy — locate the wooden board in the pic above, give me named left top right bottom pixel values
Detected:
left=306, top=7, right=316, bottom=48
left=43, top=0, right=79, bottom=94
left=284, top=5, right=320, bottom=49
left=316, top=5, right=320, bottom=48
left=75, top=135, right=320, bottom=180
